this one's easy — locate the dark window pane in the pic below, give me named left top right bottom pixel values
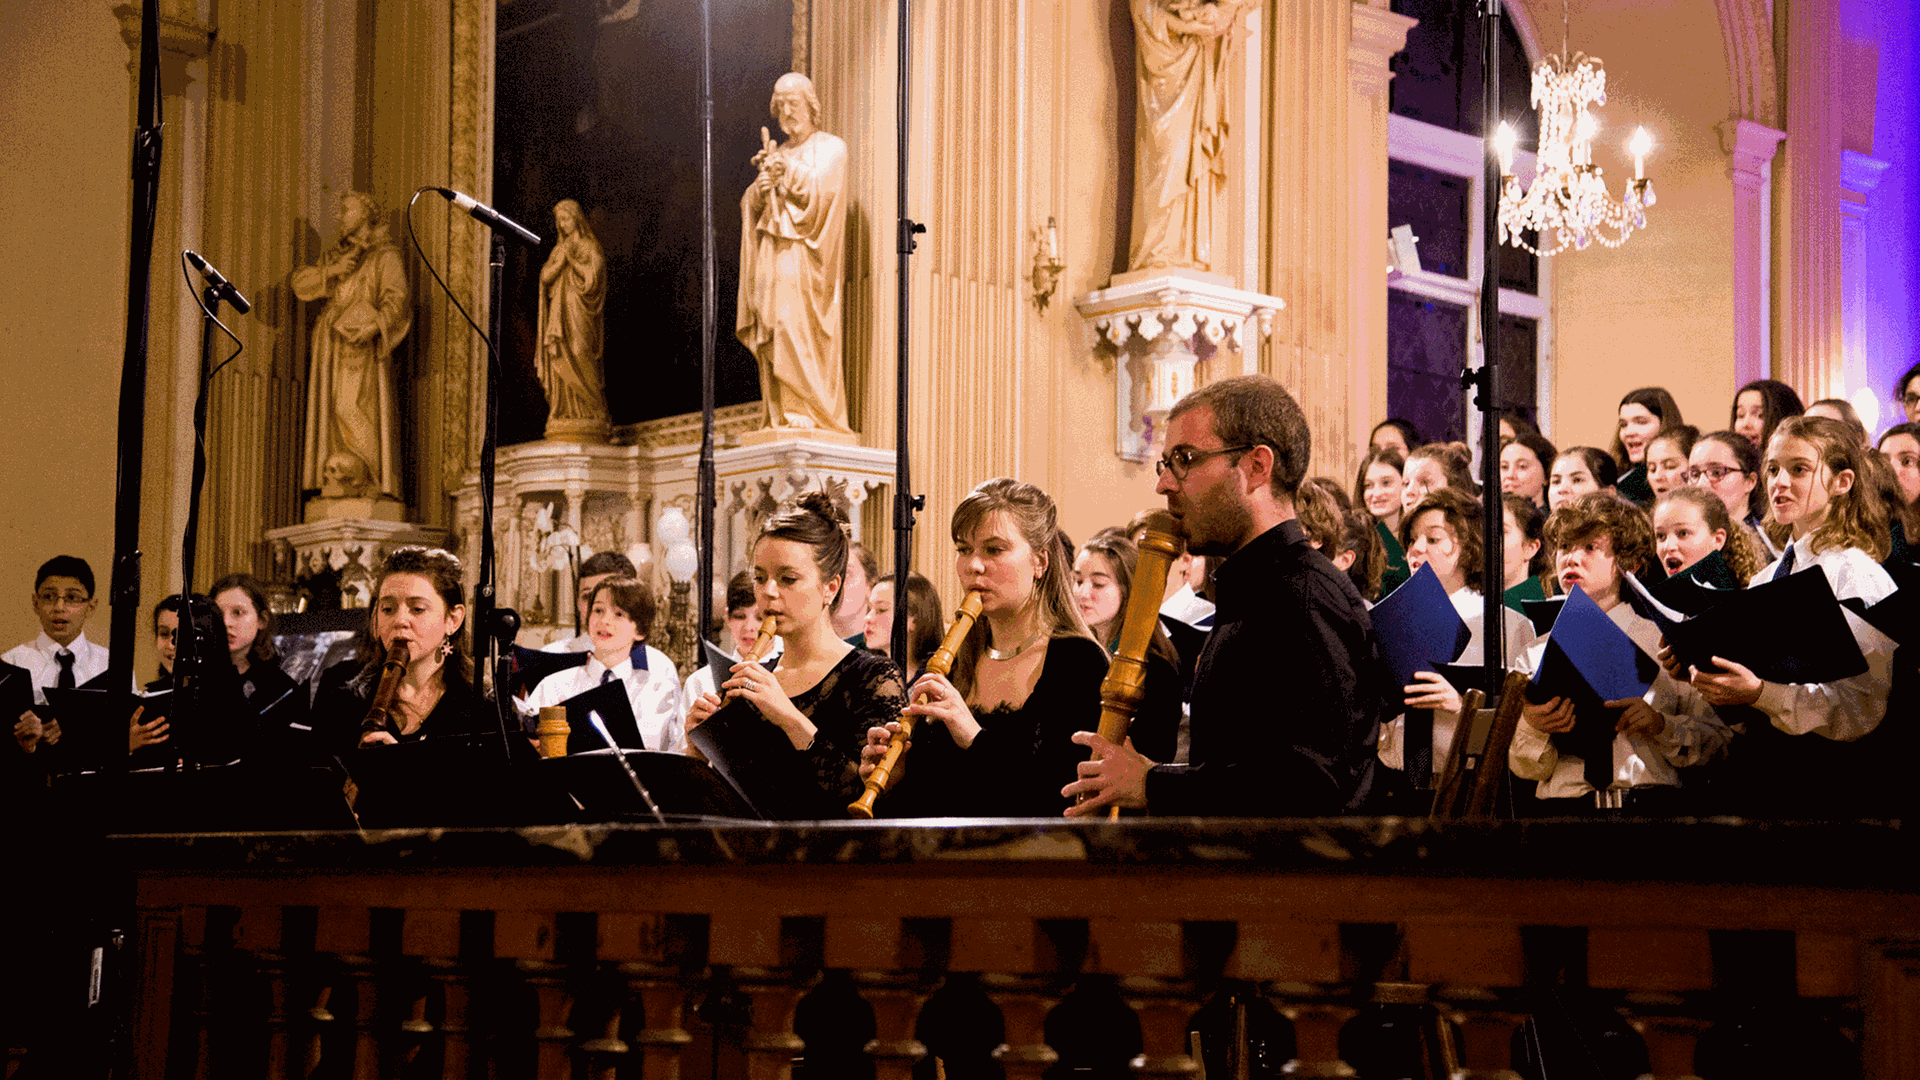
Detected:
left=1389, top=0, right=1535, bottom=146
left=1387, top=291, right=1470, bottom=445
left=1498, top=236, right=1539, bottom=294
left=1389, top=160, right=1472, bottom=278
left=1495, top=314, right=1538, bottom=430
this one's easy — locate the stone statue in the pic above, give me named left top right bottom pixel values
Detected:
left=294, top=190, right=412, bottom=501
left=737, top=72, right=854, bottom=434
left=1127, top=0, right=1256, bottom=274
left=537, top=198, right=611, bottom=440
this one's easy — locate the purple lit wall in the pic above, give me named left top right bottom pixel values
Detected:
left=1843, top=0, right=1920, bottom=436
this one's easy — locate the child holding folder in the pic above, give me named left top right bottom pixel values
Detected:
left=1510, top=494, right=1730, bottom=813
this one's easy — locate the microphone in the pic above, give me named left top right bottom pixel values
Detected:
left=585, top=711, right=667, bottom=824
left=433, top=187, right=541, bottom=246
left=183, top=250, right=252, bottom=314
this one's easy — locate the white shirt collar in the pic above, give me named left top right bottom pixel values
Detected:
left=586, top=654, right=633, bottom=681
left=35, top=630, right=91, bottom=658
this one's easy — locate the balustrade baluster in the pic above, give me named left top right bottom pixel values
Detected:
left=827, top=916, right=940, bottom=1080
left=952, top=917, right=1061, bottom=1080
left=602, top=912, right=704, bottom=1080
left=711, top=912, right=805, bottom=1080
left=1089, top=918, right=1199, bottom=1079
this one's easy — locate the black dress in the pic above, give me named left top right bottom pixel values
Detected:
left=312, top=658, right=490, bottom=759
left=886, top=635, right=1108, bottom=818
left=692, top=647, right=905, bottom=819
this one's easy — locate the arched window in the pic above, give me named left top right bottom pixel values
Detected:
left=1386, top=0, right=1547, bottom=445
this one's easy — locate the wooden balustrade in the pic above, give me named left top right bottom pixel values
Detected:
left=83, top=819, right=1920, bottom=1079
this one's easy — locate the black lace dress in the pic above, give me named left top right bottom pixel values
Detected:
left=692, top=646, right=905, bottom=819
left=883, top=635, right=1109, bottom=818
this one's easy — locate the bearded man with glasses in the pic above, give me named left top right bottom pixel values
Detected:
left=1065, top=375, right=1384, bottom=817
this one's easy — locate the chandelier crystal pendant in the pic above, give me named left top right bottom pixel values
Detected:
left=1493, top=52, right=1655, bottom=255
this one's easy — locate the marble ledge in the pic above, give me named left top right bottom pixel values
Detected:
left=102, top=816, right=1915, bottom=890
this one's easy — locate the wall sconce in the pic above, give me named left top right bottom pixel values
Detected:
left=1030, top=216, right=1065, bottom=310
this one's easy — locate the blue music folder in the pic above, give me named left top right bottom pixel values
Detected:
left=1372, top=562, right=1473, bottom=694
left=1528, top=584, right=1659, bottom=707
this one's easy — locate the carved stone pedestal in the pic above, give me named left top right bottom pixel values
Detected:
left=263, top=519, right=449, bottom=609
left=453, top=440, right=653, bottom=644
left=1075, top=272, right=1284, bottom=463
left=711, top=437, right=895, bottom=583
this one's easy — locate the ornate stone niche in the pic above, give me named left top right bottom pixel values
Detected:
left=1075, top=272, right=1284, bottom=462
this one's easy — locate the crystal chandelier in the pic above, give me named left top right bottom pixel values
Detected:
left=1493, top=51, right=1654, bottom=255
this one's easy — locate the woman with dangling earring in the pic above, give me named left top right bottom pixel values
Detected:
left=315, top=545, right=483, bottom=755
left=860, top=477, right=1109, bottom=817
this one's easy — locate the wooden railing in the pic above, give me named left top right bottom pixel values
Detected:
left=111, top=818, right=1920, bottom=1078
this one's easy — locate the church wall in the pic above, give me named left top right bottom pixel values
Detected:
left=1846, top=0, right=1919, bottom=431
left=0, top=2, right=136, bottom=653
left=1537, top=0, right=1741, bottom=451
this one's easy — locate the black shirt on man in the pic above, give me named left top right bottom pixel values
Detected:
left=1143, top=519, right=1383, bottom=815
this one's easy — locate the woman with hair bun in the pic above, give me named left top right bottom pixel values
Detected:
left=315, top=546, right=485, bottom=755
left=687, top=492, right=906, bottom=815
left=863, top=478, right=1108, bottom=817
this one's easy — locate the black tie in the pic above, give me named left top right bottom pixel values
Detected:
left=600, top=669, right=617, bottom=686
left=56, top=649, right=75, bottom=690
left=1770, top=545, right=1797, bottom=583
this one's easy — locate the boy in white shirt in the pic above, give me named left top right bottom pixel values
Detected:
left=542, top=551, right=641, bottom=655
left=4, top=556, right=110, bottom=708
left=522, top=575, right=683, bottom=753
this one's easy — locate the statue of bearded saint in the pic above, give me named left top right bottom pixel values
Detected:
left=294, top=190, right=412, bottom=499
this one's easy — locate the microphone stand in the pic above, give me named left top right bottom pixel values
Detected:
left=890, top=0, right=926, bottom=666
left=697, top=0, right=717, bottom=644
left=106, top=0, right=164, bottom=700
left=587, top=712, right=668, bottom=824
left=170, top=281, right=233, bottom=770
left=476, top=233, right=522, bottom=747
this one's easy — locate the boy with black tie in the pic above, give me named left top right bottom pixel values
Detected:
left=3, top=556, right=110, bottom=706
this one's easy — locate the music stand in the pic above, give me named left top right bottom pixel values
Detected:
left=344, top=732, right=575, bottom=829
left=542, top=750, right=758, bottom=821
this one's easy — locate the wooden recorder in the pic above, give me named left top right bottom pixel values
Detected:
left=846, top=590, right=984, bottom=819
left=1086, top=516, right=1182, bottom=817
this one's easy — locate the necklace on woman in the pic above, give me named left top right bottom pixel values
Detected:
left=986, top=628, right=1045, bottom=661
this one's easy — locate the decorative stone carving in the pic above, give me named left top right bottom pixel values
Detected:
left=452, top=415, right=895, bottom=648
left=262, top=519, right=449, bottom=610
left=737, top=72, right=854, bottom=436
left=1075, top=273, right=1284, bottom=462
left=714, top=439, right=892, bottom=582
left=294, top=189, right=413, bottom=511
left=538, top=198, right=612, bottom=443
